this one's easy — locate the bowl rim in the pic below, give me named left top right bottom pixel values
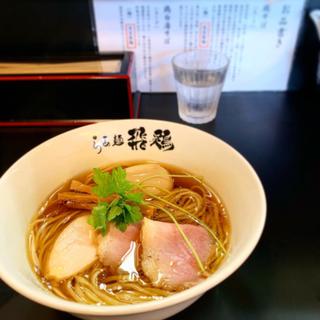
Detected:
left=0, top=119, right=267, bottom=315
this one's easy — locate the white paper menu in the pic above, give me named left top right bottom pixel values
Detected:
left=93, top=0, right=306, bottom=92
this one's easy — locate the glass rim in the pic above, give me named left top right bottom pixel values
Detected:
left=171, top=49, right=229, bottom=73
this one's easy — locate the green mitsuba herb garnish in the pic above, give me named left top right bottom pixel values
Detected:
left=88, top=167, right=143, bottom=235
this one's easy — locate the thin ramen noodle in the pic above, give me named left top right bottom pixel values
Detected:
left=27, top=161, right=230, bottom=305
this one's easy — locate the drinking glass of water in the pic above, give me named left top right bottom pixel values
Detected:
left=172, top=50, right=229, bottom=124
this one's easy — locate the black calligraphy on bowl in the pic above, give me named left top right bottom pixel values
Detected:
left=92, top=127, right=175, bottom=154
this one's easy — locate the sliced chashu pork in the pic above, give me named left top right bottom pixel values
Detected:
left=141, top=218, right=213, bottom=290
left=46, top=215, right=97, bottom=280
left=97, top=223, right=140, bottom=269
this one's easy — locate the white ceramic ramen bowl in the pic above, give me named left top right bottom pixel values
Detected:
left=0, top=119, right=266, bottom=320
